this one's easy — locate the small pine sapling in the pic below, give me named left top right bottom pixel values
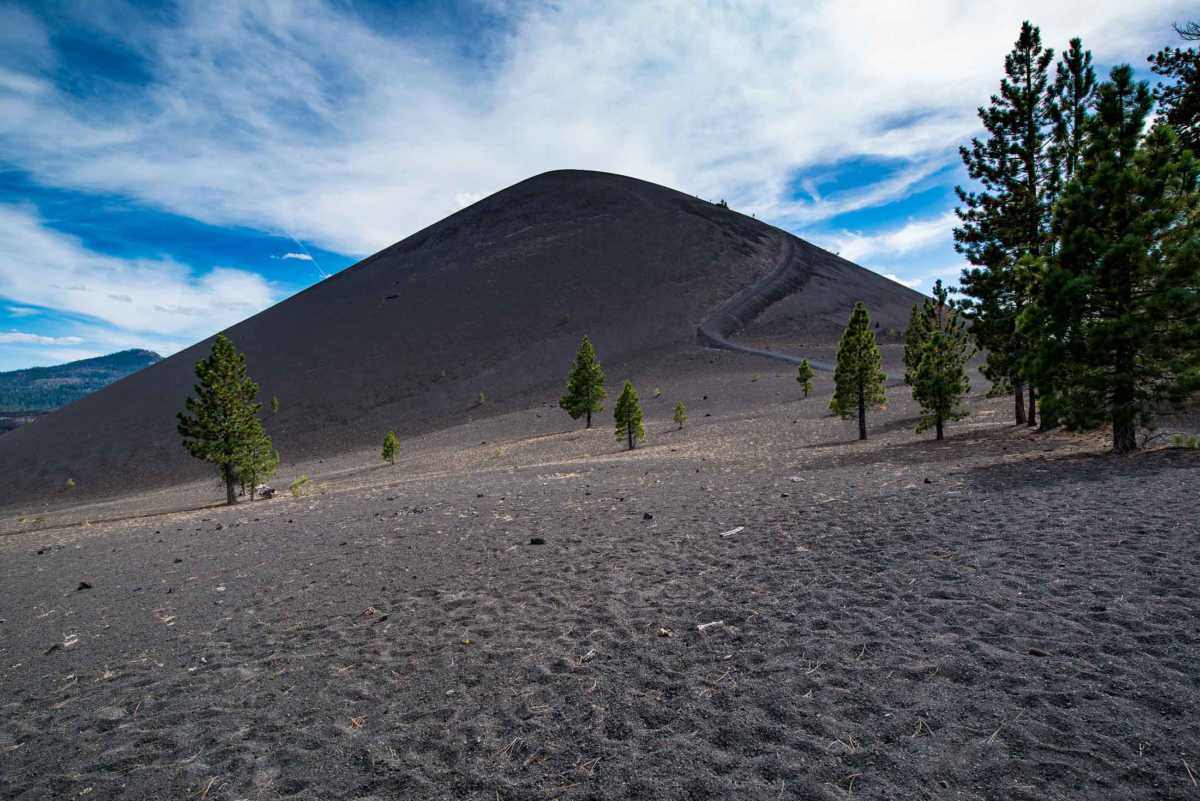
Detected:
left=614, top=381, right=645, bottom=450
left=382, top=431, right=400, bottom=464
left=673, top=401, right=687, bottom=430
left=796, top=360, right=814, bottom=398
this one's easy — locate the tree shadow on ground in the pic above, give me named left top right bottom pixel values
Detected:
left=963, top=446, right=1200, bottom=492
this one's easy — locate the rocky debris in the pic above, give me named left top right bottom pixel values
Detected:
left=529, top=537, right=545, bottom=545
left=76, top=581, right=92, bottom=591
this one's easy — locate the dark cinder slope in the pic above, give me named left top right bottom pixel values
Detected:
left=0, top=170, right=919, bottom=506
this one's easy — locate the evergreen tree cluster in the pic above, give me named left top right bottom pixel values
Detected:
left=955, top=20, right=1200, bottom=452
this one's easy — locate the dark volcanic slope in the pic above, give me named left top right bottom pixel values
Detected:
left=0, top=170, right=918, bottom=506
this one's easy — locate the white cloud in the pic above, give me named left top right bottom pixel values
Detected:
left=0, top=0, right=1187, bottom=257
left=0, top=331, right=84, bottom=345
left=883, top=274, right=922, bottom=289
left=0, top=204, right=278, bottom=355
left=277, top=252, right=313, bottom=261
left=6, top=305, right=39, bottom=317
left=827, top=211, right=959, bottom=263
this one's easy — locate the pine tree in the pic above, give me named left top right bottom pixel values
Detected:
left=270, top=396, right=280, bottom=414
left=673, top=401, right=687, bottom=430
left=911, top=282, right=973, bottom=440
left=1020, top=38, right=1098, bottom=431
left=796, top=359, right=814, bottom=398
left=177, top=334, right=268, bottom=505
left=1149, top=22, right=1200, bottom=153
left=830, top=303, right=886, bottom=440
left=1035, top=66, right=1200, bottom=452
left=382, top=431, right=399, bottom=465
left=902, top=303, right=929, bottom=385
left=559, top=336, right=607, bottom=428
left=614, top=381, right=645, bottom=450
left=956, top=21, right=1056, bottom=426
left=234, top=419, right=278, bottom=500
left=1049, top=38, right=1097, bottom=184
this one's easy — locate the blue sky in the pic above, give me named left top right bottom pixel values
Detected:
left=0, top=0, right=1189, bottom=370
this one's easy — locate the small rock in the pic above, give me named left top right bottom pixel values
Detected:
left=95, top=706, right=127, bottom=722
left=1027, top=647, right=1049, bottom=657
left=657, top=627, right=673, bottom=637
left=173, top=558, right=182, bottom=564
left=529, top=537, right=545, bottom=545
left=77, top=581, right=92, bottom=591
left=643, top=512, right=653, bottom=520
left=923, top=477, right=932, bottom=484
left=581, top=648, right=597, bottom=663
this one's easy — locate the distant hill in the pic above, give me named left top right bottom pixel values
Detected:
left=0, top=349, right=162, bottom=413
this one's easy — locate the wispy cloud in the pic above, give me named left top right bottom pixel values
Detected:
left=883, top=274, right=923, bottom=289
left=0, top=1, right=1185, bottom=257
left=277, top=252, right=313, bottom=261
left=6, top=305, right=39, bottom=317
left=0, top=330, right=84, bottom=345
left=827, top=211, right=959, bottom=263
left=0, top=204, right=278, bottom=354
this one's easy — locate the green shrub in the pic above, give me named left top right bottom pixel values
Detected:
left=289, top=475, right=311, bottom=497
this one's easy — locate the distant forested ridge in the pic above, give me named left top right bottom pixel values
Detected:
left=0, top=349, right=161, bottom=413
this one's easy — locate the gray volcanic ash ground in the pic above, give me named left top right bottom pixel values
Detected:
left=2, top=348, right=1198, bottom=801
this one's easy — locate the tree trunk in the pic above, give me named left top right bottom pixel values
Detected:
left=1027, top=386, right=1037, bottom=428
left=586, top=408, right=591, bottom=429
left=223, top=463, right=237, bottom=506
left=1014, top=383, right=1027, bottom=425
left=936, top=414, right=944, bottom=441
left=1113, top=338, right=1137, bottom=453
left=627, top=427, right=634, bottom=451
left=1112, top=417, right=1137, bottom=453
left=857, top=385, right=867, bottom=441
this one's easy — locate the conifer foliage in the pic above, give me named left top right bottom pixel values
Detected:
left=559, top=336, right=607, bottom=428
left=909, top=281, right=974, bottom=440
left=830, top=303, right=886, bottom=440
left=955, top=22, right=1059, bottom=427
left=614, top=381, right=645, bottom=450
left=902, top=304, right=929, bottom=386
left=1028, top=67, right=1200, bottom=452
left=1149, top=22, right=1200, bottom=153
left=178, top=334, right=273, bottom=505
left=382, top=431, right=400, bottom=465
left=235, top=422, right=278, bottom=500
left=796, top=360, right=814, bottom=398
left=673, top=401, right=688, bottom=430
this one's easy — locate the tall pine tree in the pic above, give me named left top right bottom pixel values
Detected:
left=178, top=334, right=270, bottom=505
left=1035, top=66, right=1200, bottom=452
left=956, top=21, right=1056, bottom=427
left=559, top=336, right=607, bottom=428
left=614, top=381, right=645, bottom=450
left=830, top=302, right=886, bottom=441
left=911, top=282, right=974, bottom=440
